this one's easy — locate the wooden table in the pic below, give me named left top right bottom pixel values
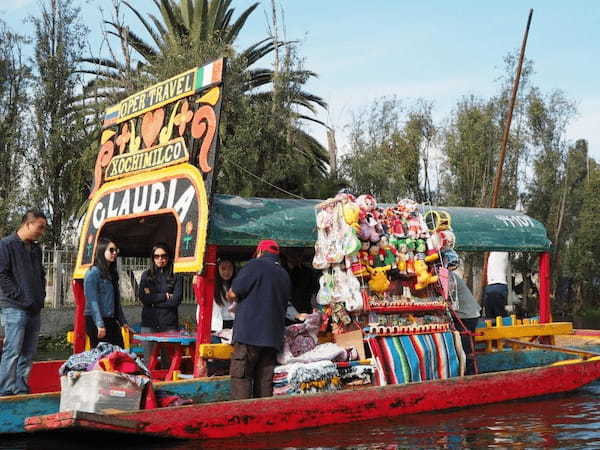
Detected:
left=133, top=331, right=196, bottom=381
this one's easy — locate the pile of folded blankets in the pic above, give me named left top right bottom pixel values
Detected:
left=59, top=342, right=150, bottom=389
left=273, top=360, right=340, bottom=396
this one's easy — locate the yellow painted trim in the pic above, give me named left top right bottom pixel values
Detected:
left=196, top=87, right=220, bottom=106
left=73, top=164, right=208, bottom=279
left=105, top=67, right=197, bottom=126
left=198, top=343, right=234, bottom=360
left=475, top=322, right=573, bottom=341
left=101, top=129, right=116, bottom=144
left=104, top=137, right=189, bottom=181
left=551, top=358, right=583, bottom=366
left=549, top=357, right=600, bottom=366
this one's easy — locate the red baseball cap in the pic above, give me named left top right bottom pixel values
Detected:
left=255, top=239, right=280, bottom=255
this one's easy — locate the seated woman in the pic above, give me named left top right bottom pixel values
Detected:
left=211, top=259, right=237, bottom=339
left=138, top=243, right=183, bottom=365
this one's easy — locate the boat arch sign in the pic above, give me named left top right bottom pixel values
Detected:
left=73, top=164, right=208, bottom=279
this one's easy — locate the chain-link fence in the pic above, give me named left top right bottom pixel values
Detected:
left=42, top=247, right=196, bottom=308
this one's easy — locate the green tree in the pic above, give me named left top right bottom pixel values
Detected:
left=0, top=21, right=30, bottom=236
left=439, top=53, right=534, bottom=293
left=563, top=159, right=600, bottom=313
left=522, top=88, right=576, bottom=226
left=340, top=97, right=435, bottom=202
left=28, top=0, right=91, bottom=245
left=217, top=46, right=330, bottom=198
left=521, top=88, right=576, bottom=307
left=439, top=95, right=501, bottom=207
left=440, top=53, right=534, bottom=210
left=78, top=0, right=328, bottom=197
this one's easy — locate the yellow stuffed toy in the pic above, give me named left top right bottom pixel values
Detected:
left=368, top=267, right=390, bottom=293
left=414, top=258, right=438, bottom=290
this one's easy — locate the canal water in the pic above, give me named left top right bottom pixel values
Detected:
left=3, top=379, right=599, bottom=449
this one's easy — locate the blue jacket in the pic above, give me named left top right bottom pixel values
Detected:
left=0, top=233, right=46, bottom=314
left=231, top=253, right=291, bottom=351
left=84, top=266, right=126, bottom=328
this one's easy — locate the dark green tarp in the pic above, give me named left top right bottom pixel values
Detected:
left=208, top=195, right=552, bottom=253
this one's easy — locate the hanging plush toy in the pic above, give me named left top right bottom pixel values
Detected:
left=378, top=236, right=398, bottom=269
left=368, top=268, right=390, bottom=293
left=356, top=241, right=371, bottom=277
left=396, top=242, right=409, bottom=275
left=414, top=255, right=439, bottom=290
left=356, top=194, right=381, bottom=242
left=368, top=242, right=384, bottom=269
left=342, top=201, right=361, bottom=234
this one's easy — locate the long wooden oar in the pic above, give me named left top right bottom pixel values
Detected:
left=501, top=338, right=600, bottom=359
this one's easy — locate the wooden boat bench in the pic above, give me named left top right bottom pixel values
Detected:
left=475, top=319, right=573, bottom=352
left=198, top=343, right=233, bottom=360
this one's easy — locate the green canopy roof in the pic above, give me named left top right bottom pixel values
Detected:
left=208, top=195, right=552, bottom=253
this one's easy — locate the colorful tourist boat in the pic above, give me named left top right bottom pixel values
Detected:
left=15, top=60, right=600, bottom=438
left=21, top=354, right=600, bottom=439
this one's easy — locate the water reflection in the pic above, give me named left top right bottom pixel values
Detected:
left=3, top=382, right=599, bottom=449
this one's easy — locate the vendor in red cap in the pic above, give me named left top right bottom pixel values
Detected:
left=226, top=239, right=291, bottom=399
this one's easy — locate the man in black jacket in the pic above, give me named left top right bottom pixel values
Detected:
left=0, top=209, right=47, bottom=396
left=227, top=240, right=291, bottom=399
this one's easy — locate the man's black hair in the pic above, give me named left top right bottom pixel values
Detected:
left=20, top=208, right=47, bottom=225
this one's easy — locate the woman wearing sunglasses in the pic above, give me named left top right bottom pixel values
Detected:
left=84, top=238, right=128, bottom=347
left=138, top=243, right=183, bottom=364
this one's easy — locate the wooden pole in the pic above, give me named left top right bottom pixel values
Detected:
left=482, top=9, right=534, bottom=310
left=501, top=338, right=600, bottom=359
left=490, top=8, right=533, bottom=209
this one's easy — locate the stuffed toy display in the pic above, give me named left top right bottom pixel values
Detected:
left=313, top=194, right=457, bottom=339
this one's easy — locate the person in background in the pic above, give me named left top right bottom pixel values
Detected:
left=138, top=243, right=183, bottom=363
left=284, top=249, right=319, bottom=315
left=484, top=252, right=509, bottom=319
left=84, top=238, right=128, bottom=348
left=227, top=240, right=291, bottom=400
left=211, top=259, right=236, bottom=334
left=445, top=254, right=480, bottom=376
left=0, top=209, right=47, bottom=396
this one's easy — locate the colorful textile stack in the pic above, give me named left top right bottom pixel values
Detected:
left=337, top=361, right=374, bottom=386
left=368, top=331, right=464, bottom=385
left=273, top=361, right=341, bottom=396
left=59, top=342, right=149, bottom=376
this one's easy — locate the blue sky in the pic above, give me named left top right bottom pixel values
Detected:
left=2, top=0, right=600, bottom=161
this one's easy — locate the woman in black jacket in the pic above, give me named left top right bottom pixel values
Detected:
left=138, top=243, right=183, bottom=364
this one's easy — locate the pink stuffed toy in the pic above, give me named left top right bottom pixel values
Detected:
left=356, top=194, right=381, bottom=242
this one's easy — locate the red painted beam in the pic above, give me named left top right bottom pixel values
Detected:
left=539, top=252, right=551, bottom=324
left=574, top=329, right=600, bottom=336
left=72, top=279, right=86, bottom=354
left=193, top=244, right=217, bottom=377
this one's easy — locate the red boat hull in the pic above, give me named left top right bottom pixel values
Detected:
left=25, top=357, right=600, bottom=440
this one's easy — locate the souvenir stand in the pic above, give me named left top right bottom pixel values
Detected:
left=312, top=193, right=465, bottom=386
